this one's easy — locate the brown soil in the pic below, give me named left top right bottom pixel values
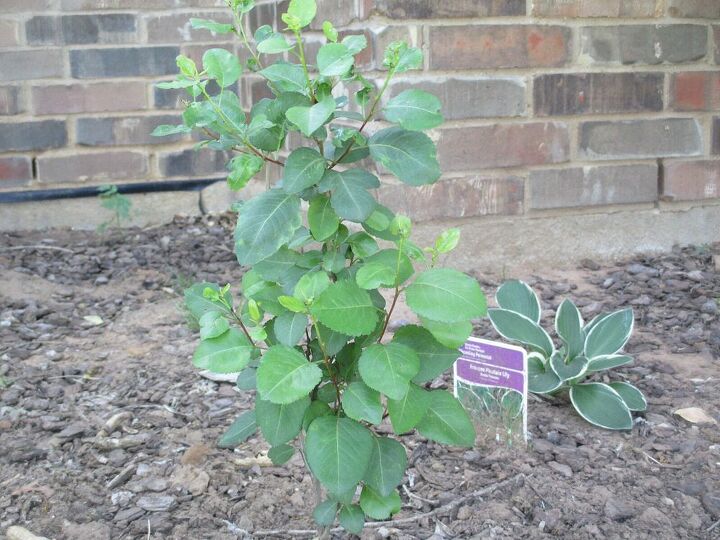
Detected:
left=1, top=215, right=718, bottom=539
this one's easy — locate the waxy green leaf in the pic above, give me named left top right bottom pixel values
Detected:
left=228, top=154, right=264, bottom=191
left=260, top=62, right=307, bottom=94
left=385, top=89, right=442, bottom=131
left=199, top=311, right=230, bottom=340
left=317, top=43, right=354, bottom=77
left=392, top=325, right=460, bottom=383
left=406, top=269, right=487, bottom=323
left=268, top=444, right=295, bottom=465
left=342, top=382, right=382, bottom=424
left=218, top=411, right=257, bottom=448
left=193, top=328, right=254, bottom=373
left=310, top=280, right=379, bottom=337
left=202, top=48, right=242, bottom=87
left=416, top=390, right=476, bottom=447
left=234, top=189, right=301, bottom=265
left=359, top=343, right=420, bottom=400
left=364, top=436, right=407, bottom=496
left=305, top=416, right=373, bottom=496
left=360, top=486, right=401, bottom=520
left=255, top=395, right=309, bottom=446
left=282, top=147, right=326, bottom=193
left=285, top=0, right=316, bottom=28
left=387, top=383, right=430, bottom=434
left=256, top=345, right=322, bottom=404
left=419, top=317, right=472, bottom=349
left=308, top=195, right=340, bottom=241
left=190, top=18, right=233, bottom=34
left=286, top=96, right=335, bottom=137
left=369, top=127, right=440, bottom=186
left=273, top=311, right=308, bottom=346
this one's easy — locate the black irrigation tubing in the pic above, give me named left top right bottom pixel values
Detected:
left=0, top=178, right=222, bottom=204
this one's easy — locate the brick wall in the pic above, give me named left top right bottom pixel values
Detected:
left=1, top=0, right=719, bottom=223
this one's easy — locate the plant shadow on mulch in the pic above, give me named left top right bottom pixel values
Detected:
left=0, top=215, right=718, bottom=539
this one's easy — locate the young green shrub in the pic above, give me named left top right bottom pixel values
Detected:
left=488, top=280, right=646, bottom=430
left=97, top=184, right=132, bottom=232
left=154, top=0, right=487, bottom=534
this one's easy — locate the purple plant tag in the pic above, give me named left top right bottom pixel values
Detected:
left=456, top=337, right=526, bottom=393
left=454, top=337, right=528, bottom=444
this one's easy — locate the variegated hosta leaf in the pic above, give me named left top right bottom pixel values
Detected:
left=495, top=279, right=541, bottom=323
left=555, top=298, right=584, bottom=358
left=586, top=354, right=633, bottom=372
left=569, top=382, right=633, bottom=430
left=549, top=351, right=588, bottom=382
left=584, top=308, right=634, bottom=359
left=488, top=308, right=554, bottom=357
left=527, top=353, right=562, bottom=394
left=608, top=381, right=646, bottom=411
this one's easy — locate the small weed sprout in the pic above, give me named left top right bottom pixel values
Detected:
left=97, top=185, right=132, bottom=232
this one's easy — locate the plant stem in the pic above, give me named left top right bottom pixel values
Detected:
left=378, top=287, right=399, bottom=343
left=378, top=237, right=405, bottom=342
left=328, top=67, right=396, bottom=169
left=312, top=476, right=331, bottom=540
left=294, top=29, right=316, bottom=102
left=200, top=89, right=285, bottom=167
left=233, top=10, right=263, bottom=69
left=311, top=318, right=342, bottom=410
left=230, top=308, right=255, bottom=343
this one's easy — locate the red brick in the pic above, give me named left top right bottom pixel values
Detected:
left=437, top=123, right=569, bottom=171
left=2, top=0, right=53, bottom=12
left=389, top=77, right=525, bottom=119
left=580, top=119, right=702, bottom=159
left=430, top=25, right=570, bottom=70
left=0, top=50, right=65, bottom=81
left=534, top=73, right=663, bottom=116
left=0, top=157, right=33, bottom=187
left=377, top=176, right=524, bottom=222
left=36, top=151, right=148, bottom=184
left=158, top=148, right=228, bottom=178
left=532, top=0, right=661, bottom=17
left=76, top=114, right=183, bottom=146
left=0, top=86, right=24, bottom=116
left=714, top=118, right=720, bottom=155
left=667, top=0, right=720, bottom=18
left=62, top=0, right=161, bottom=7
left=714, top=26, right=719, bottom=65
left=365, top=0, right=525, bottom=18
left=530, top=164, right=658, bottom=209
left=32, top=82, right=148, bottom=115
left=671, top=72, right=720, bottom=111
left=0, top=20, right=21, bottom=47
left=277, top=0, right=358, bottom=29
left=663, top=160, right=720, bottom=201
left=145, top=12, right=234, bottom=43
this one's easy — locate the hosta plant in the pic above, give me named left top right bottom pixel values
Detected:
left=488, top=280, right=646, bottom=430
left=155, top=0, right=487, bottom=534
